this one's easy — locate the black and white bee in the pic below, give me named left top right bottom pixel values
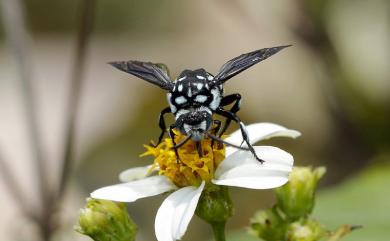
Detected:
left=110, top=46, right=290, bottom=163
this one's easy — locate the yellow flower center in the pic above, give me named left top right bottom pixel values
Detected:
left=141, top=131, right=226, bottom=187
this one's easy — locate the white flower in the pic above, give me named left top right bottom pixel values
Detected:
left=91, top=122, right=300, bottom=241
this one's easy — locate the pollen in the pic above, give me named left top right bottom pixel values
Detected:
left=141, top=131, right=226, bottom=187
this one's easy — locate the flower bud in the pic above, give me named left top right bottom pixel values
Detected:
left=249, top=207, right=287, bottom=241
left=76, top=198, right=137, bottom=241
left=195, top=183, right=233, bottom=223
left=275, top=166, right=326, bottom=220
left=287, top=219, right=326, bottom=241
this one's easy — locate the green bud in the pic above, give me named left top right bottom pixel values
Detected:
left=195, top=184, right=233, bottom=241
left=275, top=166, right=326, bottom=221
left=76, top=198, right=137, bottom=241
left=249, top=207, right=287, bottom=241
left=287, top=219, right=326, bottom=241
left=195, top=183, right=233, bottom=223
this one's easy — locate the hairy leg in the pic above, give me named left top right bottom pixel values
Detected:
left=216, top=108, right=264, bottom=163
left=154, top=106, right=172, bottom=146
left=218, top=93, right=241, bottom=137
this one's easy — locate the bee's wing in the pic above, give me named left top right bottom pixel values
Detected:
left=213, top=45, right=291, bottom=85
left=109, top=61, right=174, bottom=90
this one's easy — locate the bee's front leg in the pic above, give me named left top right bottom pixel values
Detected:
left=196, top=141, right=203, bottom=158
left=151, top=106, right=172, bottom=147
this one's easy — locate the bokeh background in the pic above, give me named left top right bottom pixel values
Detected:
left=0, top=0, right=389, bottom=241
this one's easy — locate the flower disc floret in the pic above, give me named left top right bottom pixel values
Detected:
left=142, top=131, right=225, bottom=187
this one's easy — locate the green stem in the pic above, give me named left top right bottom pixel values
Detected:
left=211, top=221, right=226, bottom=241
left=326, top=225, right=362, bottom=241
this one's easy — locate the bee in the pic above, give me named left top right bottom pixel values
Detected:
left=110, top=45, right=290, bottom=163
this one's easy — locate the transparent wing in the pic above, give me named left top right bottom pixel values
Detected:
left=214, top=45, right=291, bottom=84
left=109, top=61, right=173, bottom=90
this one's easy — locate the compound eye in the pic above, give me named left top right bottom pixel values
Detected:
left=175, top=96, right=187, bottom=105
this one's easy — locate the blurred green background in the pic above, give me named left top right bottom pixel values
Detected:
left=0, top=0, right=389, bottom=241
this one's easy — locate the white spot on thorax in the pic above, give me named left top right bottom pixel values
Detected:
left=207, top=75, right=213, bottom=81
left=178, top=76, right=186, bottom=81
left=187, top=87, right=192, bottom=97
left=196, top=75, right=205, bottom=80
left=178, top=84, right=183, bottom=92
left=209, top=87, right=221, bottom=110
left=175, top=96, right=187, bottom=105
left=195, top=95, right=208, bottom=103
left=167, top=93, right=177, bottom=113
left=196, top=83, right=203, bottom=90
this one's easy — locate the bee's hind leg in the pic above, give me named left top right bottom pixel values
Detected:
left=218, top=93, right=241, bottom=137
left=216, top=108, right=264, bottom=164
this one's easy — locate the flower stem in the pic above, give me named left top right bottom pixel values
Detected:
left=195, top=184, right=232, bottom=241
left=326, top=225, right=362, bottom=241
left=211, top=221, right=226, bottom=241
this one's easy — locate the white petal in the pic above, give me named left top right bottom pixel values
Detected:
left=91, top=175, right=176, bottom=202
left=213, top=146, right=293, bottom=189
left=216, top=146, right=293, bottom=176
left=225, top=123, right=301, bottom=156
left=155, top=182, right=205, bottom=241
left=119, top=165, right=157, bottom=182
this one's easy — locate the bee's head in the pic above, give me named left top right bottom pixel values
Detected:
left=176, top=109, right=212, bottom=142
